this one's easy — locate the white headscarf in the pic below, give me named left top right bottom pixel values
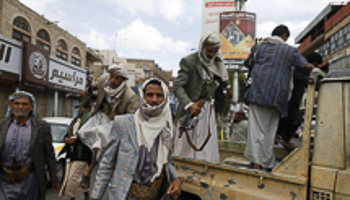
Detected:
left=262, top=36, right=285, bottom=44
left=107, top=62, right=129, bottom=80
left=198, top=31, right=229, bottom=82
left=5, top=91, right=37, bottom=118
left=104, top=63, right=129, bottom=103
left=134, top=78, right=173, bottom=182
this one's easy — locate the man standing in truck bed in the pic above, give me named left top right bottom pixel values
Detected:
left=243, top=25, right=314, bottom=170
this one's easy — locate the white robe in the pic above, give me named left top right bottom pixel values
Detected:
left=173, top=101, right=220, bottom=163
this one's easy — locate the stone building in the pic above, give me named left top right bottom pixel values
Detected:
left=0, top=0, right=100, bottom=117
left=126, top=58, right=171, bottom=86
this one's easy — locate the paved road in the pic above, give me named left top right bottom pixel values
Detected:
left=46, top=167, right=109, bottom=200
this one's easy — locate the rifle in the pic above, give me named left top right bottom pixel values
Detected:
left=85, top=70, right=94, bottom=98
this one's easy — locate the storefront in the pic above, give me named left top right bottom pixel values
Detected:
left=0, top=34, right=86, bottom=118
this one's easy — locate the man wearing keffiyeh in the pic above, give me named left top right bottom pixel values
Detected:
left=90, top=62, right=137, bottom=119
left=0, top=91, right=59, bottom=199
left=75, top=62, right=138, bottom=191
left=173, top=31, right=230, bottom=162
left=91, top=78, right=181, bottom=200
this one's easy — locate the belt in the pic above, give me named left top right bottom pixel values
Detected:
left=0, top=162, right=35, bottom=184
left=127, top=169, right=165, bottom=200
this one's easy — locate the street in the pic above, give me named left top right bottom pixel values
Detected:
left=46, top=167, right=109, bottom=200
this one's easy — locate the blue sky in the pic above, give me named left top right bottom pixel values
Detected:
left=19, top=0, right=334, bottom=75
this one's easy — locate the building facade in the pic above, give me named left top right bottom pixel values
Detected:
left=126, top=58, right=171, bottom=86
left=0, top=0, right=100, bottom=117
left=296, top=2, right=350, bottom=71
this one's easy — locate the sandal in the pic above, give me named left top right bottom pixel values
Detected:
left=282, top=141, right=298, bottom=151
left=80, top=175, right=90, bottom=188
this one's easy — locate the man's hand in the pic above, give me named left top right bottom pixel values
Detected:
left=64, top=137, right=78, bottom=145
left=167, top=178, right=181, bottom=199
left=189, top=100, right=203, bottom=116
left=226, top=88, right=233, bottom=99
left=52, top=181, right=60, bottom=193
left=304, top=64, right=314, bottom=74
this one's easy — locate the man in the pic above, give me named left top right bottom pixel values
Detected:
left=0, top=91, right=59, bottom=199
left=90, top=62, right=137, bottom=119
left=173, top=32, right=229, bottom=162
left=243, top=25, right=314, bottom=170
left=276, top=52, right=329, bottom=150
left=91, top=78, right=181, bottom=200
left=77, top=62, right=138, bottom=186
left=59, top=97, right=92, bottom=200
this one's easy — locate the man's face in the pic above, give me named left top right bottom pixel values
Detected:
left=205, top=45, right=219, bottom=59
left=10, top=97, right=33, bottom=117
left=109, top=72, right=125, bottom=89
left=144, top=84, right=164, bottom=106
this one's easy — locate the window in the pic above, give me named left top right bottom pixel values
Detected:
left=72, top=47, right=81, bottom=57
left=36, top=29, right=50, bottom=52
left=57, top=39, right=67, bottom=50
left=71, top=47, right=81, bottom=66
left=12, top=17, right=31, bottom=42
left=71, top=57, right=81, bottom=66
left=56, top=39, right=68, bottom=61
left=13, top=17, right=30, bottom=31
left=37, top=29, right=50, bottom=42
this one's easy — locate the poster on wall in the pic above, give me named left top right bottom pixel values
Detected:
left=219, top=11, right=256, bottom=60
left=202, top=0, right=236, bottom=36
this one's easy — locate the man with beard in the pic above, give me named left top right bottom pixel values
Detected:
left=0, top=91, right=59, bottom=199
left=173, top=32, right=229, bottom=162
left=91, top=78, right=181, bottom=200
left=90, top=62, right=137, bottom=119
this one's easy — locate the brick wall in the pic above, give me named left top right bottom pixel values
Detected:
left=325, top=2, right=350, bottom=32
left=298, top=35, right=311, bottom=52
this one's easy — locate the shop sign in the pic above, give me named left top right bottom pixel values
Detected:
left=0, top=35, right=21, bottom=81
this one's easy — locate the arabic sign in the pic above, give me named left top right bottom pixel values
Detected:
left=22, top=42, right=86, bottom=92
left=219, top=11, right=256, bottom=60
left=0, top=35, right=22, bottom=81
left=202, top=0, right=237, bottom=36
left=49, top=57, right=86, bottom=92
left=22, top=42, right=50, bottom=85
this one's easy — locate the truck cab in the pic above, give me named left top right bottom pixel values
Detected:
left=173, top=69, right=350, bottom=200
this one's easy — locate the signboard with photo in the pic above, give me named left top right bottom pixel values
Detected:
left=219, top=11, right=256, bottom=60
left=202, top=0, right=236, bottom=36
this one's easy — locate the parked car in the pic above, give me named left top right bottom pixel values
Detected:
left=43, top=117, right=72, bottom=182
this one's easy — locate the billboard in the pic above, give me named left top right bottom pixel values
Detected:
left=219, top=11, right=256, bottom=60
left=202, top=0, right=236, bottom=36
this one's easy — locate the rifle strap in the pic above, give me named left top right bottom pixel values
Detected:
left=184, top=103, right=213, bottom=151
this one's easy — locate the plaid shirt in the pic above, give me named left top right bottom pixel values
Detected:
left=91, top=114, right=179, bottom=200
left=245, top=42, right=310, bottom=116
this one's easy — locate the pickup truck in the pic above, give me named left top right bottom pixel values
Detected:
left=173, top=69, right=350, bottom=200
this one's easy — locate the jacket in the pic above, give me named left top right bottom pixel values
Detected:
left=174, top=52, right=227, bottom=124
left=0, top=117, right=58, bottom=196
left=91, top=73, right=137, bottom=116
left=91, top=114, right=179, bottom=200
